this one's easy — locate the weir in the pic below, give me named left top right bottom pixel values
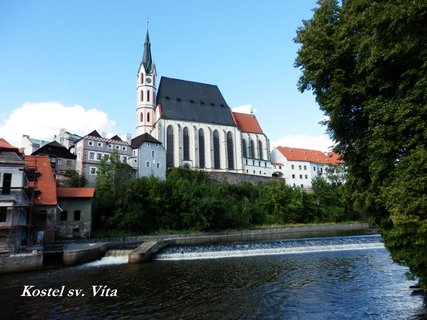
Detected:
left=155, top=235, right=385, bottom=261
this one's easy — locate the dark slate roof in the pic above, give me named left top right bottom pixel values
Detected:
left=32, top=141, right=76, bottom=159
left=110, top=135, right=123, bottom=142
left=87, top=130, right=102, bottom=138
left=156, top=77, right=236, bottom=126
left=131, top=133, right=162, bottom=149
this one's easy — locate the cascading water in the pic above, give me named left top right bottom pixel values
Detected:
left=155, top=234, right=385, bottom=261
left=78, top=249, right=132, bottom=268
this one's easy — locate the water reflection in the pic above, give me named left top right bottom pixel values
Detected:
left=0, top=235, right=425, bottom=319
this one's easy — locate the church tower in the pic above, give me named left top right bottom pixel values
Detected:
left=136, top=30, right=157, bottom=136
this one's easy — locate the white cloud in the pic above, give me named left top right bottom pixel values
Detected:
left=0, top=102, right=118, bottom=148
left=232, top=104, right=255, bottom=114
left=272, top=134, right=335, bottom=152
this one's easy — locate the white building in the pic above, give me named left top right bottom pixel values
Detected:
left=54, top=128, right=82, bottom=150
left=0, top=138, right=30, bottom=253
left=74, top=130, right=132, bottom=186
left=129, top=133, right=166, bottom=180
left=135, top=30, right=270, bottom=176
left=21, top=134, right=50, bottom=155
left=271, top=146, right=343, bottom=189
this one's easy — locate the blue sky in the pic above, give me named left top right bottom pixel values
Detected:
left=0, top=0, right=333, bottom=151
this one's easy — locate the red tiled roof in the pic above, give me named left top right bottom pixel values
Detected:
left=57, top=187, right=95, bottom=198
left=0, top=138, right=19, bottom=150
left=276, top=146, right=343, bottom=165
left=24, top=155, right=57, bottom=205
left=232, top=112, right=263, bottom=134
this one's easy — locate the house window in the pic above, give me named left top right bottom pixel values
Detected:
left=305, top=175, right=308, bottom=179
left=291, top=165, right=294, bottom=170
left=299, top=174, right=303, bottom=179
left=88, top=141, right=94, bottom=146
left=66, top=160, right=72, bottom=166
left=0, top=207, right=7, bottom=222
left=122, top=156, right=127, bottom=163
left=292, top=174, right=295, bottom=179
left=299, top=165, right=302, bottom=170
left=89, top=152, right=95, bottom=160
left=57, top=159, right=63, bottom=166
left=97, top=153, right=102, bottom=160
left=151, top=150, right=155, bottom=157
left=115, top=145, right=120, bottom=150
left=1, top=173, right=12, bottom=195
left=60, top=210, right=67, bottom=221
left=89, top=167, right=97, bottom=175
left=74, top=210, right=81, bottom=221
left=146, top=161, right=150, bottom=168
left=108, top=144, right=113, bottom=149
left=156, top=163, right=161, bottom=169
left=304, top=165, right=307, bottom=170
left=122, top=146, right=127, bottom=151
left=97, top=142, right=103, bottom=147
left=314, top=167, right=316, bottom=171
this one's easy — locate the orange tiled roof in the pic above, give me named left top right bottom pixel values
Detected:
left=276, top=146, right=343, bottom=165
left=57, top=187, right=95, bottom=198
left=232, top=112, right=263, bottom=134
left=0, top=138, right=19, bottom=150
left=24, top=155, right=57, bottom=206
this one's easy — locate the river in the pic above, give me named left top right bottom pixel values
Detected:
left=0, top=234, right=425, bottom=319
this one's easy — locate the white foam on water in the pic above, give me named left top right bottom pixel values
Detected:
left=79, top=255, right=128, bottom=268
left=155, top=242, right=385, bottom=261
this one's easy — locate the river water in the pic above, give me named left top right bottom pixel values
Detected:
left=0, top=234, right=425, bottom=319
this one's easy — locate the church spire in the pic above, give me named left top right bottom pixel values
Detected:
left=142, top=30, right=153, bottom=74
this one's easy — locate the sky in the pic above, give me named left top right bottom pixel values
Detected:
left=0, top=0, right=334, bottom=152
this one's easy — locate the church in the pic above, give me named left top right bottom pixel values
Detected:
left=134, top=30, right=273, bottom=177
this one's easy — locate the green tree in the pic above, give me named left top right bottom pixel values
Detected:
left=295, top=0, right=427, bottom=288
left=94, top=151, right=133, bottom=230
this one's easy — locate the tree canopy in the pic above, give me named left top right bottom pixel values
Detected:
left=295, top=0, right=427, bottom=288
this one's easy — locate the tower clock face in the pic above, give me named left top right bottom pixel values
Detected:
left=146, top=77, right=152, bottom=83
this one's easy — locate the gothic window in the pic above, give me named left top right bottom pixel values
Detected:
left=147, top=90, right=150, bottom=102
left=147, top=112, right=150, bottom=123
left=249, top=140, right=255, bottom=159
left=198, top=128, right=205, bottom=168
left=140, top=112, right=143, bottom=123
left=166, top=125, right=174, bottom=168
left=140, top=73, right=144, bottom=84
left=213, top=130, right=220, bottom=169
left=183, top=127, right=190, bottom=161
left=140, top=90, right=144, bottom=102
left=258, top=140, right=263, bottom=160
left=242, top=139, right=247, bottom=158
left=227, top=131, right=234, bottom=170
